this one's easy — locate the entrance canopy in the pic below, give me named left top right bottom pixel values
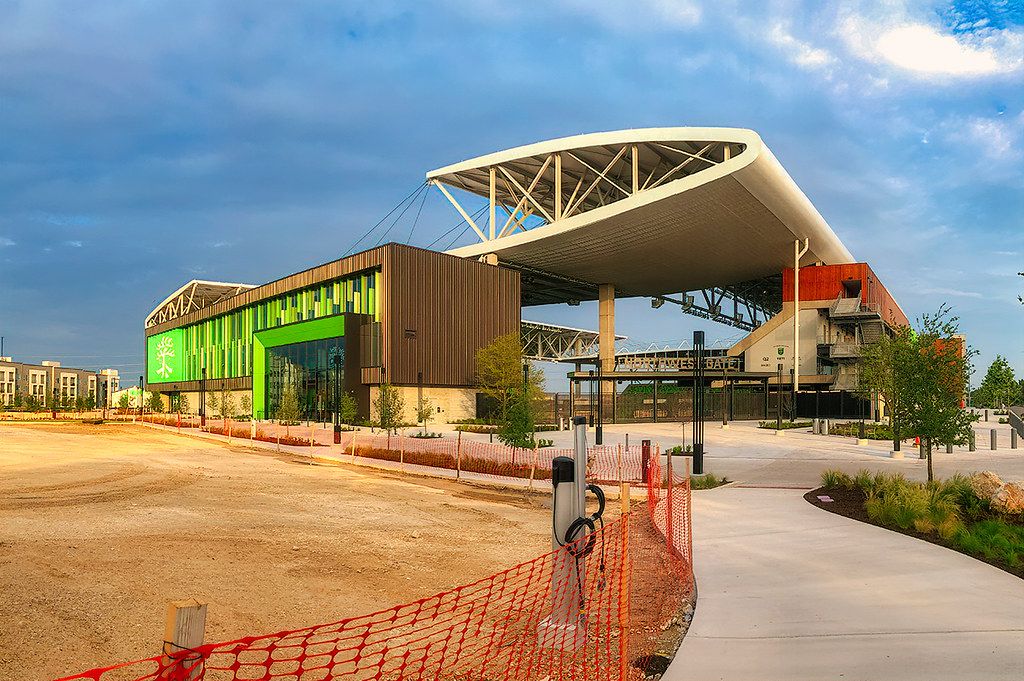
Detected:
left=429, top=127, right=854, bottom=319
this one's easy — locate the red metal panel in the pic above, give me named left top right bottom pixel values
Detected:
left=782, top=263, right=907, bottom=327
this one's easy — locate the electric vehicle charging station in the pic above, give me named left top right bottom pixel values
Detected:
left=538, top=415, right=605, bottom=651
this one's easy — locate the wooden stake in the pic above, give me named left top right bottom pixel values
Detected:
left=618, top=480, right=631, bottom=678
left=161, top=599, right=207, bottom=680
left=529, top=442, right=538, bottom=490
left=456, top=430, right=462, bottom=480
left=400, top=430, right=405, bottom=471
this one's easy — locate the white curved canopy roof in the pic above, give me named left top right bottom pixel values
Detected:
left=146, top=279, right=255, bottom=329
left=430, top=127, right=854, bottom=301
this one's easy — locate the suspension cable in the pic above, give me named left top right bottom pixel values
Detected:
left=344, top=181, right=427, bottom=256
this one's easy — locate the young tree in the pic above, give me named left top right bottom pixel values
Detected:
left=147, top=390, right=164, bottom=413
left=75, top=395, right=86, bottom=412
left=118, top=393, right=131, bottom=411
left=860, top=325, right=917, bottom=450
left=175, top=393, right=190, bottom=414
left=240, top=394, right=252, bottom=419
left=416, top=396, right=433, bottom=433
left=910, top=306, right=976, bottom=481
left=219, top=389, right=235, bottom=419
left=476, top=333, right=545, bottom=421
left=277, top=383, right=301, bottom=437
left=206, top=392, right=219, bottom=418
left=84, top=393, right=96, bottom=411
left=339, top=391, right=358, bottom=425
left=373, top=383, right=405, bottom=434
left=497, top=390, right=536, bottom=449
left=972, top=355, right=1017, bottom=408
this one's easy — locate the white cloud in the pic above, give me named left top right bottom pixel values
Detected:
left=768, top=21, right=834, bottom=70
left=557, top=0, right=701, bottom=31
left=917, top=286, right=984, bottom=299
left=0, top=237, right=14, bottom=247
left=942, top=111, right=1024, bottom=164
left=63, top=240, right=83, bottom=247
left=838, top=13, right=1024, bottom=78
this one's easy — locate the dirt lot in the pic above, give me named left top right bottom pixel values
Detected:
left=0, top=423, right=551, bottom=680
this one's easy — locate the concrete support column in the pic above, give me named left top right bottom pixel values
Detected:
left=598, top=284, right=615, bottom=396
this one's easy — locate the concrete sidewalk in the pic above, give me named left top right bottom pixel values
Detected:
left=668, top=488, right=1024, bottom=681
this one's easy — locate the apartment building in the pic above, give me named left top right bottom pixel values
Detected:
left=0, top=357, right=120, bottom=408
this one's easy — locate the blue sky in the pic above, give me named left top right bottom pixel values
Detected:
left=0, top=0, right=1021, bottom=390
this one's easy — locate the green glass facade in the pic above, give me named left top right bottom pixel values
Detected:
left=148, top=269, right=378, bottom=385
left=251, top=315, right=346, bottom=419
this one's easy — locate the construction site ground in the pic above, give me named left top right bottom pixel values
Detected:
left=0, top=422, right=551, bottom=680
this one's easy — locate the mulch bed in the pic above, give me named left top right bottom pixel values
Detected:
left=804, top=486, right=1024, bottom=580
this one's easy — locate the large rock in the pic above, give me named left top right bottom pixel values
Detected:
left=970, top=471, right=1004, bottom=500
left=992, top=482, right=1024, bottom=514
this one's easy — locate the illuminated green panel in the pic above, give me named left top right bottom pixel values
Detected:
left=163, top=268, right=379, bottom=385
left=147, top=328, right=185, bottom=383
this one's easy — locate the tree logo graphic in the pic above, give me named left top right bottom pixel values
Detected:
left=155, top=336, right=175, bottom=379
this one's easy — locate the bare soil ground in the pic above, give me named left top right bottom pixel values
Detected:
left=0, top=423, right=551, bottom=680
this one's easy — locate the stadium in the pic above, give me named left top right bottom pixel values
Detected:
left=144, top=127, right=907, bottom=426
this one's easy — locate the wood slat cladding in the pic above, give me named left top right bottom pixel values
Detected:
left=150, top=376, right=252, bottom=393
left=381, top=244, right=520, bottom=387
left=146, top=247, right=385, bottom=336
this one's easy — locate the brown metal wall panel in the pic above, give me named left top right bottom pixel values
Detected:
left=381, top=244, right=520, bottom=387
left=146, top=247, right=385, bottom=336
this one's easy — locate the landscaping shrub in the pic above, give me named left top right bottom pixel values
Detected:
left=690, top=473, right=729, bottom=490
left=758, top=420, right=813, bottom=430
left=409, top=432, right=444, bottom=439
left=454, top=424, right=497, bottom=434
left=820, top=470, right=853, bottom=489
left=827, top=422, right=896, bottom=440
left=818, top=469, right=1024, bottom=574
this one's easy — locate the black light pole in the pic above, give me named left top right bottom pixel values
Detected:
left=588, top=369, right=595, bottom=427
left=860, top=391, right=866, bottom=440
left=139, top=374, right=144, bottom=421
left=692, top=330, right=705, bottom=475
left=722, top=361, right=729, bottom=427
left=776, top=363, right=783, bottom=431
left=333, top=350, right=342, bottom=444
left=200, top=367, right=207, bottom=427
left=595, top=362, right=603, bottom=445
left=789, top=368, right=795, bottom=421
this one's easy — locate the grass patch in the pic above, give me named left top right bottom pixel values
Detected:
left=758, top=420, right=813, bottom=430
left=826, top=422, right=896, bottom=440
left=816, top=468, right=1024, bottom=578
left=690, top=473, right=730, bottom=490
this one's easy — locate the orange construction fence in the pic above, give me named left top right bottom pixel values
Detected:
left=55, top=463, right=692, bottom=681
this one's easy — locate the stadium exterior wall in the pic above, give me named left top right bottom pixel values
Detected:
left=144, top=243, right=520, bottom=421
